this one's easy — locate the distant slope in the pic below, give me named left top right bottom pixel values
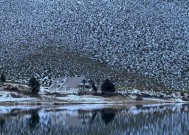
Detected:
left=1, top=45, right=168, bottom=91
left=0, top=0, right=189, bottom=90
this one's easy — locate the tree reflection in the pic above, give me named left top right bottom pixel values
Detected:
left=91, top=112, right=97, bottom=123
left=101, top=109, right=116, bottom=125
left=29, top=110, right=40, bottom=130
left=0, top=118, right=5, bottom=134
left=136, top=105, right=143, bottom=109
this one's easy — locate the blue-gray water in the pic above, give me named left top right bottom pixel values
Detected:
left=0, top=104, right=189, bottom=135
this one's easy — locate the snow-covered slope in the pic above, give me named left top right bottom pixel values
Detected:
left=1, top=0, right=189, bottom=90
left=1, top=45, right=167, bottom=91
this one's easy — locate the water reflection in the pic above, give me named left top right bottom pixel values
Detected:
left=101, top=109, right=116, bottom=125
left=0, top=104, right=188, bottom=135
left=0, top=117, right=5, bottom=134
left=28, top=111, right=40, bottom=130
left=0, top=118, right=5, bottom=129
left=91, top=111, right=97, bottom=123
left=135, top=105, right=143, bottom=109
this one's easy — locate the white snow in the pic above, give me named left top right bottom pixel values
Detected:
left=57, top=95, right=107, bottom=103
left=39, top=86, right=49, bottom=94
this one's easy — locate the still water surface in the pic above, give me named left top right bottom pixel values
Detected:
left=0, top=103, right=189, bottom=135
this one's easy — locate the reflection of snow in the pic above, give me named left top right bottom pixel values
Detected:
left=0, top=103, right=189, bottom=135
left=0, top=105, right=39, bottom=114
left=127, top=103, right=187, bottom=115
left=56, top=104, right=107, bottom=111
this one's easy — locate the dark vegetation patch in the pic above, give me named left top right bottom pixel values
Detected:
left=21, top=91, right=42, bottom=99
left=45, top=92, right=67, bottom=97
left=78, top=91, right=126, bottom=98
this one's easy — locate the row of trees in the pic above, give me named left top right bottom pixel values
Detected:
left=1, top=72, right=115, bottom=94
left=28, top=77, right=116, bottom=94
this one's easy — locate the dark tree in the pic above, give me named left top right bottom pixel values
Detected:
left=101, top=79, right=115, bottom=94
left=28, top=77, right=40, bottom=94
left=0, top=72, right=6, bottom=82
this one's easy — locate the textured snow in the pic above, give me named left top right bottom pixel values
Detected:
left=0, top=97, right=36, bottom=102
left=0, top=91, right=37, bottom=102
left=57, top=94, right=107, bottom=103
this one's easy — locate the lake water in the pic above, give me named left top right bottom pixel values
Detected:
left=0, top=103, right=189, bottom=135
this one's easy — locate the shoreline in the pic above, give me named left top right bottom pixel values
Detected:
left=1, top=83, right=189, bottom=107
left=0, top=98, right=187, bottom=106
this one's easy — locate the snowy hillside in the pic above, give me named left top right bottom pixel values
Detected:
left=1, top=45, right=167, bottom=91
left=1, top=0, right=189, bottom=90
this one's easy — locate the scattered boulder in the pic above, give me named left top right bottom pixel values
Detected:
left=182, top=97, right=189, bottom=101
left=136, top=95, right=143, bottom=100
left=10, top=93, right=21, bottom=98
left=11, top=87, right=19, bottom=91
left=141, top=93, right=151, bottom=98
left=6, top=85, right=13, bottom=90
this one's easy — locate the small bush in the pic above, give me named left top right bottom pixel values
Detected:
left=0, top=72, right=6, bottom=82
